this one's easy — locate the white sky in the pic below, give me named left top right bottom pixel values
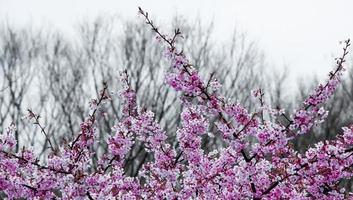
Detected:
left=1, top=0, right=353, bottom=89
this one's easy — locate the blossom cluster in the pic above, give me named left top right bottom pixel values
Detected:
left=0, top=7, right=352, bottom=199
left=289, top=40, right=350, bottom=136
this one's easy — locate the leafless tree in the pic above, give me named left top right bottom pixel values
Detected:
left=0, top=25, right=42, bottom=152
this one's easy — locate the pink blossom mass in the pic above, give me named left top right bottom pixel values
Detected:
left=0, top=7, right=352, bottom=199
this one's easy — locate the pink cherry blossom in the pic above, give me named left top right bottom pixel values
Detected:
left=0, top=7, right=351, bottom=199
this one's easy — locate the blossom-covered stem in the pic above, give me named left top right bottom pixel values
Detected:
left=139, top=7, right=255, bottom=163
left=138, top=7, right=253, bottom=134
left=138, top=7, right=181, bottom=49
left=0, top=149, right=70, bottom=174
left=70, top=82, right=109, bottom=149
left=138, top=8, right=235, bottom=131
left=287, top=39, right=350, bottom=135
left=304, top=39, right=350, bottom=110
left=236, top=113, right=257, bottom=138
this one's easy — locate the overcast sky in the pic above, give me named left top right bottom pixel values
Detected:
left=1, top=0, right=352, bottom=89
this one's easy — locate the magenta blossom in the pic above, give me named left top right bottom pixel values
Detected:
left=0, top=7, right=351, bottom=199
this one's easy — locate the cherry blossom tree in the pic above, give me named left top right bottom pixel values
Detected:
left=0, top=7, right=352, bottom=199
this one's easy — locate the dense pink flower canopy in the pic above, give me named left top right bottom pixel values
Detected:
left=0, top=7, right=352, bottom=199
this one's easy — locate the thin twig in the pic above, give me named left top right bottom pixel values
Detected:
left=27, top=109, right=55, bottom=152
